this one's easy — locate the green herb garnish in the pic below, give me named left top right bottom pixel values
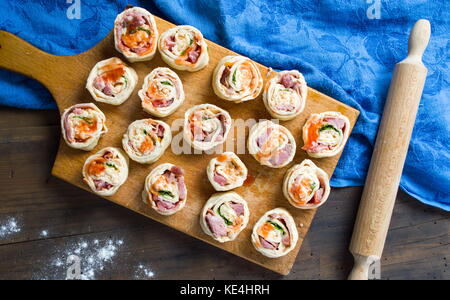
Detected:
left=232, top=69, right=237, bottom=84
left=143, top=129, right=148, bottom=135
left=180, top=47, right=189, bottom=56
left=74, top=116, right=93, bottom=125
left=218, top=206, right=233, bottom=226
left=129, top=26, right=151, bottom=35
left=180, top=38, right=194, bottom=55
left=160, top=81, right=173, bottom=86
left=319, top=124, right=340, bottom=134
left=106, top=163, right=118, bottom=170
left=158, top=190, right=174, bottom=198
left=122, top=75, right=128, bottom=87
left=310, top=182, right=317, bottom=194
left=268, top=221, right=286, bottom=235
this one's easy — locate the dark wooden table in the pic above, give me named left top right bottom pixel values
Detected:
left=0, top=107, right=448, bottom=280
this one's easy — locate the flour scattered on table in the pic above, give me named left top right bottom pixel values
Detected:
left=34, top=237, right=125, bottom=280
left=72, top=239, right=122, bottom=280
left=40, top=230, right=49, bottom=237
left=135, top=264, right=155, bottom=279
left=0, top=217, right=21, bottom=238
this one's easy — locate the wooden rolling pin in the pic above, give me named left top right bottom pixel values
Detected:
left=348, top=19, right=431, bottom=280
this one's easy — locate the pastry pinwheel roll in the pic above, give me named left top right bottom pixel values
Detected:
left=142, top=163, right=187, bottom=216
left=61, top=103, right=107, bottom=151
left=114, top=6, right=158, bottom=62
left=263, top=70, right=307, bottom=120
left=138, top=67, right=185, bottom=117
left=183, top=104, right=232, bottom=151
left=86, top=57, right=138, bottom=105
left=207, top=152, right=248, bottom=191
left=212, top=56, right=263, bottom=103
left=248, top=120, right=296, bottom=168
left=251, top=208, right=298, bottom=258
left=283, top=159, right=330, bottom=209
left=200, top=192, right=250, bottom=243
left=158, top=25, right=209, bottom=72
left=122, top=119, right=172, bottom=164
left=82, top=147, right=129, bottom=196
left=302, top=111, right=350, bottom=158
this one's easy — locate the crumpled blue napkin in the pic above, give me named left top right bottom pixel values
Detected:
left=0, top=0, right=448, bottom=210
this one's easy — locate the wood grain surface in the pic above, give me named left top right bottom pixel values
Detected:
left=0, top=17, right=360, bottom=275
left=0, top=104, right=448, bottom=280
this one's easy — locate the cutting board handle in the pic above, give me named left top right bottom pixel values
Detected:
left=0, top=30, right=64, bottom=89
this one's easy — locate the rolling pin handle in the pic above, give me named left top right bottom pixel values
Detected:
left=404, top=19, right=431, bottom=64
left=348, top=254, right=378, bottom=280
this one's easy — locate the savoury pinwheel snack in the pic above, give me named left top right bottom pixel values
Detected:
left=122, top=119, right=172, bottom=164
left=200, top=192, right=250, bottom=243
left=212, top=56, right=263, bottom=103
left=248, top=120, right=296, bottom=168
left=114, top=6, right=159, bottom=62
left=183, top=104, right=232, bottom=151
left=61, top=103, right=108, bottom=151
left=86, top=57, right=138, bottom=105
left=251, top=208, right=298, bottom=258
left=142, top=163, right=187, bottom=216
left=263, top=70, right=307, bottom=120
left=302, top=111, right=350, bottom=158
left=207, top=152, right=248, bottom=191
left=138, top=67, right=185, bottom=117
left=158, top=25, right=209, bottom=72
left=82, top=147, right=129, bottom=196
left=283, top=159, right=330, bottom=209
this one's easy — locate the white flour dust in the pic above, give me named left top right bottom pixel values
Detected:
left=69, top=239, right=123, bottom=280
left=0, top=218, right=21, bottom=238
left=135, top=264, right=155, bottom=280
left=26, top=232, right=158, bottom=280
left=35, top=238, right=125, bottom=280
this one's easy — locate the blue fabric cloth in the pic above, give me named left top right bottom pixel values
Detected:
left=0, top=1, right=448, bottom=210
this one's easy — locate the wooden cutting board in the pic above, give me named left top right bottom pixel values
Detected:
left=0, top=16, right=359, bottom=275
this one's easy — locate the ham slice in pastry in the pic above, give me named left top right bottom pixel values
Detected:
left=207, top=152, right=248, bottom=191
left=263, top=70, right=307, bottom=120
left=82, top=147, right=129, bottom=196
left=86, top=57, right=138, bottom=105
left=212, top=56, right=263, bottom=103
left=142, top=163, right=187, bottom=216
left=302, top=111, right=350, bottom=158
left=200, top=192, right=250, bottom=243
left=283, top=159, right=330, bottom=209
left=158, top=25, right=209, bottom=72
left=251, top=208, right=298, bottom=258
left=122, top=119, right=172, bottom=164
left=183, top=104, right=232, bottom=151
left=248, top=120, right=296, bottom=168
left=114, top=6, right=159, bottom=62
left=61, top=103, right=107, bottom=151
left=138, top=67, right=185, bottom=117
